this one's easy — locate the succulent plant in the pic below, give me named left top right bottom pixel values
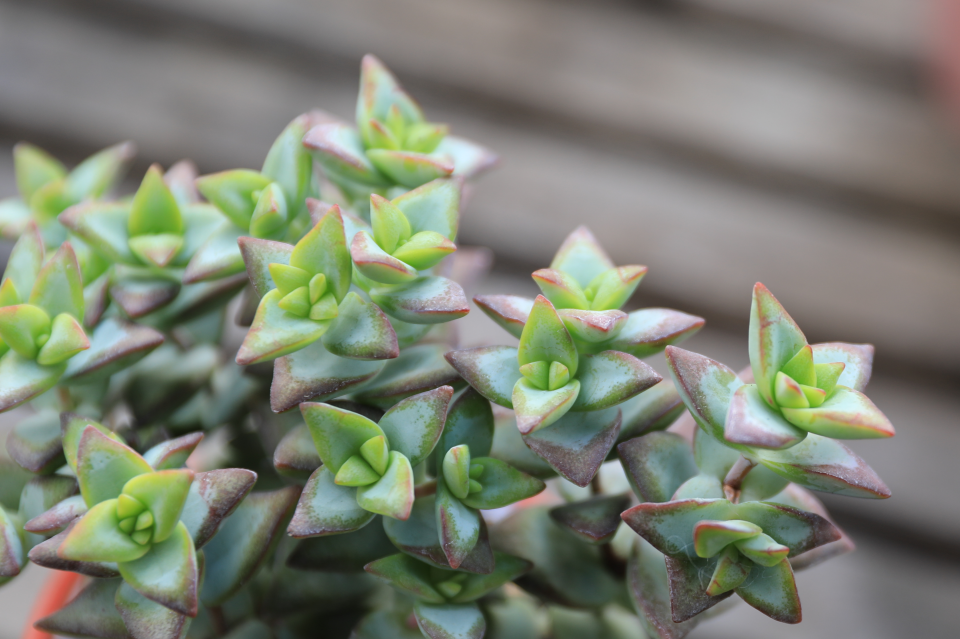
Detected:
left=0, top=54, right=898, bottom=639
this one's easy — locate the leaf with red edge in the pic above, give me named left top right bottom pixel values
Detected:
left=353, top=343, right=460, bottom=410
left=572, top=350, right=661, bottom=412
left=303, top=123, right=390, bottom=186
left=356, top=451, right=415, bottom=520
left=288, top=468, right=374, bottom=538
left=367, top=150, right=454, bottom=189
left=512, top=378, right=580, bottom=434
left=749, top=283, right=808, bottom=408
left=29, top=243, right=84, bottom=320
left=665, top=346, right=744, bottom=445
left=522, top=407, right=621, bottom=487
left=665, top=555, right=733, bottom=622
left=392, top=178, right=460, bottom=241
left=62, top=318, right=164, bottom=383
left=370, top=276, right=470, bottom=325
left=414, top=602, right=486, bottom=639
left=434, top=136, right=499, bottom=179
left=178, top=468, right=257, bottom=549
left=201, top=486, right=300, bottom=606
left=321, top=292, right=399, bottom=360
left=273, top=424, right=321, bottom=480
left=436, top=477, right=481, bottom=569
left=118, top=522, right=199, bottom=617
left=57, top=499, right=150, bottom=563
left=377, top=386, right=453, bottom=466
left=810, top=342, right=873, bottom=392
left=618, top=432, right=697, bottom=503
left=5, top=408, right=63, bottom=473
left=549, top=226, right=615, bottom=289
left=0, top=505, right=24, bottom=578
left=445, top=346, right=520, bottom=409
left=618, top=380, right=684, bottom=443
left=781, top=387, right=894, bottom=440
left=75, top=426, right=152, bottom=506
left=725, top=384, right=806, bottom=450
left=627, top=537, right=700, bottom=639
left=601, top=309, right=705, bottom=358
left=549, top=494, right=631, bottom=544
left=238, top=236, right=294, bottom=298
left=0, top=352, right=65, bottom=413
left=143, top=432, right=204, bottom=470
left=27, top=523, right=119, bottom=577
left=270, top=339, right=385, bottom=413
left=473, top=294, right=532, bottom=339
left=235, top=289, right=329, bottom=365
left=754, top=434, right=891, bottom=498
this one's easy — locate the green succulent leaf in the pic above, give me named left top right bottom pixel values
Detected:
left=517, top=295, right=578, bottom=375
left=735, top=559, right=801, bottom=623
left=201, top=486, right=299, bottom=605
left=121, top=470, right=194, bottom=543
left=129, top=166, right=183, bottom=237
left=301, top=401, right=385, bottom=473
left=303, top=123, right=390, bottom=187
left=352, top=230, right=419, bottom=284
left=512, top=378, right=580, bottom=434
left=584, top=265, right=647, bottom=311
left=36, top=313, right=89, bottom=366
left=0, top=304, right=51, bottom=359
left=754, top=433, right=891, bottom=498
left=617, top=380, right=685, bottom=443
left=749, top=283, right=808, bottom=408
left=76, top=426, right=153, bottom=506
left=522, top=407, right=621, bottom=487
left=178, top=468, right=257, bottom=549
left=557, top=308, right=627, bottom=344
left=377, top=386, right=452, bottom=465
left=531, top=269, right=590, bottom=310
left=287, top=514, right=395, bottom=572
left=367, top=149, right=453, bottom=189
left=392, top=178, right=460, bottom=240
left=473, top=294, right=532, bottom=339
left=780, top=387, right=895, bottom=440
left=0, top=504, right=25, bottom=578
left=33, top=578, right=128, bottom=639
left=548, top=494, right=632, bottom=544
left=549, top=226, right=615, bottom=289
left=627, top=536, right=699, bottom=639
left=370, top=194, right=412, bottom=254
left=618, top=432, right=698, bottom=503
left=14, top=143, right=66, bottom=202
left=725, top=384, right=807, bottom=450
left=117, top=522, right=198, bottom=617
left=196, top=169, right=273, bottom=228
left=182, top=223, right=245, bottom=283
left=61, top=317, right=165, bottom=384
left=288, top=468, right=374, bottom=538
left=57, top=499, right=150, bottom=563
left=6, top=409, right=64, bottom=473
left=3, top=224, right=44, bottom=302
left=572, top=350, right=661, bottom=412
left=364, top=552, right=445, bottom=604
left=321, top=291, right=399, bottom=360
left=445, top=346, right=521, bottom=408
left=291, top=206, right=353, bottom=302
left=436, top=477, right=482, bottom=570
left=391, top=230, right=457, bottom=271
left=436, top=388, right=494, bottom=468
left=370, top=276, right=470, bottom=325
left=115, top=580, right=191, bottom=639
left=270, top=339, right=385, bottom=413
left=665, top=346, right=745, bottom=445
left=355, top=451, right=415, bottom=520
left=238, top=236, right=294, bottom=298
left=693, top=520, right=762, bottom=558
left=433, top=136, right=498, bottom=178
left=810, top=342, right=873, bottom=392
left=142, top=432, right=204, bottom=471
left=0, top=351, right=65, bottom=412
left=261, top=113, right=314, bottom=210
left=601, top=308, right=705, bottom=358
left=460, top=457, right=545, bottom=510
left=413, top=602, right=486, bottom=639
left=64, top=141, right=135, bottom=201
left=235, top=289, right=329, bottom=365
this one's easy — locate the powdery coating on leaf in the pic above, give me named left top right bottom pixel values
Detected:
left=473, top=295, right=532, bottom=339
left=522, top=408, right=622, bottom=487
left=549, top=494, right=631, bottom=543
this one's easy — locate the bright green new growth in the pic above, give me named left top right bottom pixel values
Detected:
left=0, top=53, right=898, bottom=639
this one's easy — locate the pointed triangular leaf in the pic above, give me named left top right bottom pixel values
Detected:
left=383, top=496, right=494, bottom=574
left=627, top=537, right=699, bottom=639
left=522, top=407, right=621, bottom=487
left=451, top=552, right=532, bottom=603
left=321, top=292, right=399, bottom=360
left=436, top=388, right=494, bottom=462
left=58, top=499, right=151, bottom=563
left=0, top=505, right=24, bottom=577
left=288, top=468, right=373, bottom=538
left=810, top=342, right=874, bottom=392
left=735, top=559, right=801, bottom=623
left=618, top=432, right=697, bottom=503
left=754, top=434, right=890, bottom=498
left=3, top=223, right=44, bottom=302
left=300, top=402, right=384, bottom=473
left=531, top=269, right=589, bottom=310
left=5, top=408, right=63, bottom=473
left=573, top=350, right=661, bottom=412
left=602, top=309, right=705, bottom=358
left=549, top=226, right=615, bottom=290
left=76, top=426, right=152, bottom=506
left=235, top=289, right=328, bottom=365
left=303, top=123, right=389, bottom=186
left=182, top=223, right=245, bottom=284
left=370, top=276, right=469, bottom=324
left=377, top=386, right=453, bottom=466
left=353, top=343, right=459, bottom=410
left=0, top=352, right=64, bottom=412
left=28, top=243, right=84, bottom=320
left=23, top=494, right=86, bottom=537
left=433, top=136, right=498, bottom=178
left=115, top=580, right=191, bottom=639
left=749, top=283, right=808, bottom=408
left=143, top=433, right=204, bottom=470
left=444, top=346, right=520, bottom=408
left=621, top=499, right=734, bottom=559
left=664, top=555, right=733, bottom=622
left=34, top=578, right=128, bottom=639
left=261, top=114, right=313, bottom=208
left=27, top=524, right=120, bottom=577
left=121, top=470, right=194, bottom=543
left=351, top=230, right=418, bottom=284
left=549, top=494, right=631, bottom=544
left=271, top=340, right=384, bottom=412
left=367, top=150, right=453, bottom=189
left=725, top=384, right=807, bottom=449
left=118, top=522, right=198, bottom=617
left=392, top=178, right=460, bottom=241
left=109, top=274, right=179, bottom=319
left=195, top=169, right=271, bottom=229
left=512, top=378, right=580, bottom=435
left=201, top=486, right=299, bottom=605
left=665, top=346, right=744, bottom=444
left=517, top=296, right=578, bottom=373
left=62, top=318, right=164, bottom=383
left=618, top=380, right=684, bottom=443
left=238, top=236, right=294, bottom=298
left=290, top=206, right=352, bottom=301
left=473, top=295, right=532, bottom=339
left=356, top=451, right=415, bottom=519
left=781, top=387, right=894, bottom=439
left=273, top=424, right=321, bottom=480
left=436, top=478, right=481, bottom=570
left=65, top=141, right=135, bottom=200
left=178, top=468, right=257, bottom=549
left=460, top=458, right=545, bottom=510
left=558, top=308, right=628, bottom=344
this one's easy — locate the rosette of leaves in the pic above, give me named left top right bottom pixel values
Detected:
left=189, top=113, right=320, bottom=283
left=0, top=141, right=134, bottom=245
left=236, top=203, right=398, bottom=365
left=288, top=387, right=453, bottom=534
left=304, top=55, right=497, bottom=201
left=0, top=228, right=91, bottom=411
left=363, top=551, right=533, bottom=639
left=60, top=164, right=236, bottom=319
left=664, top=283, right=893, bottom=500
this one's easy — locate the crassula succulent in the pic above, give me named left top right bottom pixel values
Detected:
left=0, top=55, right=895, bottom=639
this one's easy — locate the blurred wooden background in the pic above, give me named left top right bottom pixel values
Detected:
left=1, top=0, right=958, bottom=637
